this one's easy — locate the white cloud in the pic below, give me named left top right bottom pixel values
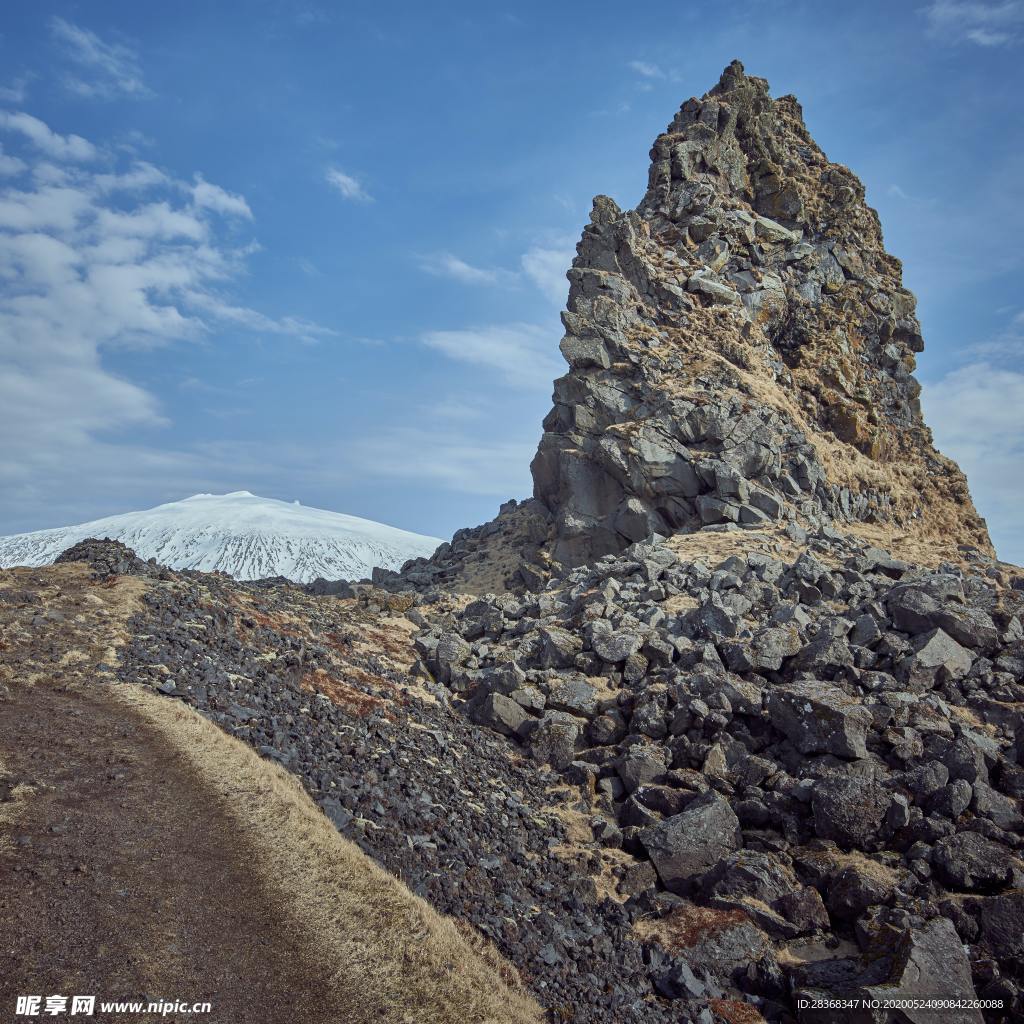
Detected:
left=325, top=167, right=372, bottom=202
left=97, top=201, right=208, bottom=241
left=49, top=16, right=149, bottom=98
left=0, top=110, right=334, bottom=522
left=922, top=1, right=1024, bottom=45
left=0, top=145, right=26, bottom=176
left=923, top=360, right=1024, bottom=565
left=521, top=243, right=574, bottom=305
left=183, top=291, right=335, bottom=342
left=191, top=176, right=253, bottom=218
left=0, top=77, right=30, bottom=104
left=348, top=428, right=535, bottom=496
left=0, top=111, right=97, bottom=161
left=92, top=162, right=168, bottom=193
left=628, top=60, right=665, bottom=79
left=417, top=251, right=504, bottom=285
left=417, top=243, right=573, bottom=299
left=422, top=323, right=561, bottom=390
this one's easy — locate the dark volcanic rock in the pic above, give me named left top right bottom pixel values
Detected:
left=768, top=680, right=872, bottom=758
left=933, top=832, right=1016, bottom=891
left=55, top=538, right=156, bottom=579
left=811, top=773, right=890, bottom=847
left=641, top=792, right=742, bottom=895
left=528, top=61, right=992, bottom=569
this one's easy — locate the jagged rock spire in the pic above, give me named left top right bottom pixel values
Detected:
left=531, top=62, right=991, bottom=567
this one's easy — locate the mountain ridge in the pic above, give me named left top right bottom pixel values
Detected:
left=0, top=491, right=441, bottom=582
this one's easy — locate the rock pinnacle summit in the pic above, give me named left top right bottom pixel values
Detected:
left=530, top=60, right=991, bottom=567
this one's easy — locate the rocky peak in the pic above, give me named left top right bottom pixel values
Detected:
left=531, top=61, right=991, bottom=568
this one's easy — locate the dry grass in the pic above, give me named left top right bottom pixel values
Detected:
left=0, top=564, right=149, bottom=686
left=667, top=526, right=801, bottom=567
left=710, top=999, right=769, bottom=1024
left=592, top=848, right=638, bottom=904
left=115, top=685, right=544, bottom=1024
left=634, top=903, right=754, bottom=953
left=776, top=935, right=859, bottom=967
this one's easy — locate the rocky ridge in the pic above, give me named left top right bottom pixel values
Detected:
left=390, top=62, right=993, bottom=597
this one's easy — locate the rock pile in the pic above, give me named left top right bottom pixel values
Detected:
left=385, top=498, right=552, bottom=595
left=528, top=60, right=991, bottom=569
left=54, top=537, right=163, bottom=579
left=416, top=529, right=1024, bottom=1018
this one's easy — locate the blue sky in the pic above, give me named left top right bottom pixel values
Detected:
left=1, top=0, right=1022, bottom=563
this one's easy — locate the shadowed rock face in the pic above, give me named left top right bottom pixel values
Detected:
left=531, top=60, right=992, bottom=567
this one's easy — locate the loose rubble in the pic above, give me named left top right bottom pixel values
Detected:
left=414, top=529, right=1024, bottom=1020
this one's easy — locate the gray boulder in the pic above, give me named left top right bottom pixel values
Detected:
left=933, top=832, right=1015, bottom=891
left=722, top=626, right=800, bottom=672
left=641, top=791, right=742, bottom=894
left=591, top=627, right=644, bottom=663
left=537, top=626, right=583, bottom=669
left=901, top=628, right=973, bottom=689
left=546, top=676, right=599, bottom=718
left=472, top=693, right=530, bottom=738
left=433, top=631, right=471, bottom=684
left=768, top=680, right=873, bottom=758
left=527, top=710, right=583, bottom=769
left=811, top=773, right=890, bottom=847
left=617, top=744, right=670, bottom=792
left=793, top=918, right=983, bottom=1023
left=980, top=890, right=1024, bottom=962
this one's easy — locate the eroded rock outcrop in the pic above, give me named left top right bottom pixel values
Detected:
left=531, top=60, right=991, bottom=568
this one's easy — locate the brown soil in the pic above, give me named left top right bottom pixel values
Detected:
left=0, top=681, right=350, bottom=1024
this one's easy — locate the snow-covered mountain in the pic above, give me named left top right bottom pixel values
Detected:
left=0, top=492, right=442, bottom=583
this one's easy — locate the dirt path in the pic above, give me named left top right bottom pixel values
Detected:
left=0, top=680, right=345, bottom=1023
left=0, top=565, right=541, bottom=1024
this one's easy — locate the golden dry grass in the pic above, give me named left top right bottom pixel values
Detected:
left=634, top=902, right=756, bottom=952
left=115, top=685, right=544, bottom=1024
left=667, top=526, right=802, bottom=567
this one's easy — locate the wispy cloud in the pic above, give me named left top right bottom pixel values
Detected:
left=922, top=1, right=1024, bottom=46
left=0, top=145, right=26, bottom=176
left=922, top=309, right=1024, bottom=564
left=924, top=362, right=1024, bottom=563
left=0, top=110, right=335, bottom=517
left=886, top=183, right=937, bottom=207
left=0, top=111, right=97, bottom=161
left=49, top=17, right=149, bottom=98
left=417, top=251, right=506, bottom=285
left=415, top=241, right=573, bottom=301
left=0, top=77, right=30, bottom=104
left=183, top=292, right=334, bottom=342
left=628, top=60, right=665, bottom=79
left=521, top=243, right=573, bottom=305
left=191, top=175, right=253, bottom=218
left=421, top=323, right=561, bottom=390
left=349, top=428, right=535, bottom=496
left=325, top=167, right=372, bottom=202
